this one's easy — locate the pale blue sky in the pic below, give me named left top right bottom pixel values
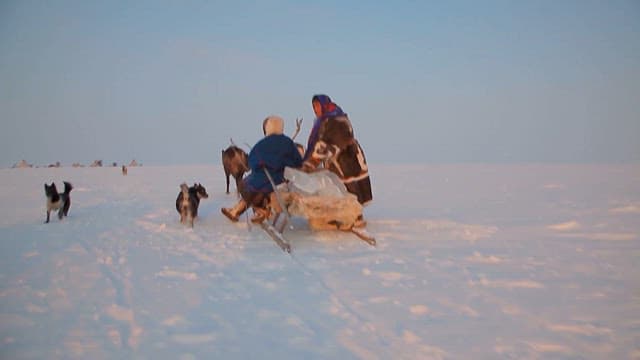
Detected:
left=1, top=0, right=638, bottom=167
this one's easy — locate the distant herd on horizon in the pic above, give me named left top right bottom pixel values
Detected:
left=11, top=159, right=141, bottom=169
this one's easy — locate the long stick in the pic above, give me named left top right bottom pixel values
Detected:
left=262, top=167, right=293, bottom=251
left=263, top=167, right=290, bottom=221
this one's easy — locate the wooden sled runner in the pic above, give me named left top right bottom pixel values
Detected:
left=260, top=168, right=376, bottom=253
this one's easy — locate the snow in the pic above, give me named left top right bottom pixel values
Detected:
left=1, top=164, right=639, bottom=359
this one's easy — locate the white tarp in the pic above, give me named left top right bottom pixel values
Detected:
left=284, top=167, right=348, bottom=197
left=282, top=167, right=361, bottom=230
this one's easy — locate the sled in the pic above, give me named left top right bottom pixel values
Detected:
left=260, top=168, right=376, bottom=252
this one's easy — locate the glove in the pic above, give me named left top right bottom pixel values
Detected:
left=312, top=141, right=330, bottom=160
left=302, top=159, right=320, bottom=172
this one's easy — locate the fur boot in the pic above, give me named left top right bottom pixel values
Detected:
left=221, top=199, right=248, bottom=222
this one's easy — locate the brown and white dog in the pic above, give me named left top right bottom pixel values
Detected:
left=44, top=181, right=73, bottom=223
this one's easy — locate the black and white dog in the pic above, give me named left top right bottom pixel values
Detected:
left=176, top=183, right=209, bottom=227
left=44, top=181, right=73, bottom=223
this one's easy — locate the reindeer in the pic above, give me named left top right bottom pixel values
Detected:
left=222, top=139, right=249, bottom=195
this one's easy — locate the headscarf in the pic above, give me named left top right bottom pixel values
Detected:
left=304, top=94, right=346, bottom=160
left=312, top=94, right=344, bottom=118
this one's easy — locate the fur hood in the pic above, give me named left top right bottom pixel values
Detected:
left=263, top=115, right=284, bottom=136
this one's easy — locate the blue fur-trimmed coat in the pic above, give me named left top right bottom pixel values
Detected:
left=243, top=134, right=303, bottom=193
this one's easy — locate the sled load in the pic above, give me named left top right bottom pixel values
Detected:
left=260, top=167, right=375, bottom=252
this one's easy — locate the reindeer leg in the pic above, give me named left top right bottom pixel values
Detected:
left=45, top=210, right=50, bottom=223
left=225, top=173, right=230, bottom=194
left=235, top=177, right=243, bottom=197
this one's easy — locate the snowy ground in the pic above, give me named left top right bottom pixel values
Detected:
left=0, top=164, right=639, bottom=359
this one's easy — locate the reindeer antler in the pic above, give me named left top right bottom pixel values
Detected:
left=291, top=117, right=303, bottom=140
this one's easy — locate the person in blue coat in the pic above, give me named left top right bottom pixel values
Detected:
left=222, top=116, right=303, bottom=223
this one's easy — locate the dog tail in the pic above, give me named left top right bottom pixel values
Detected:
left=63, top=181, right=73, bottom=194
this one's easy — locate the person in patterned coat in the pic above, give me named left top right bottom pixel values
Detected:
left=303, top=94, right=373, bottom=210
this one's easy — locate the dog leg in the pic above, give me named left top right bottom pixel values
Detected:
left=63, top=199, right=71, bottom=216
